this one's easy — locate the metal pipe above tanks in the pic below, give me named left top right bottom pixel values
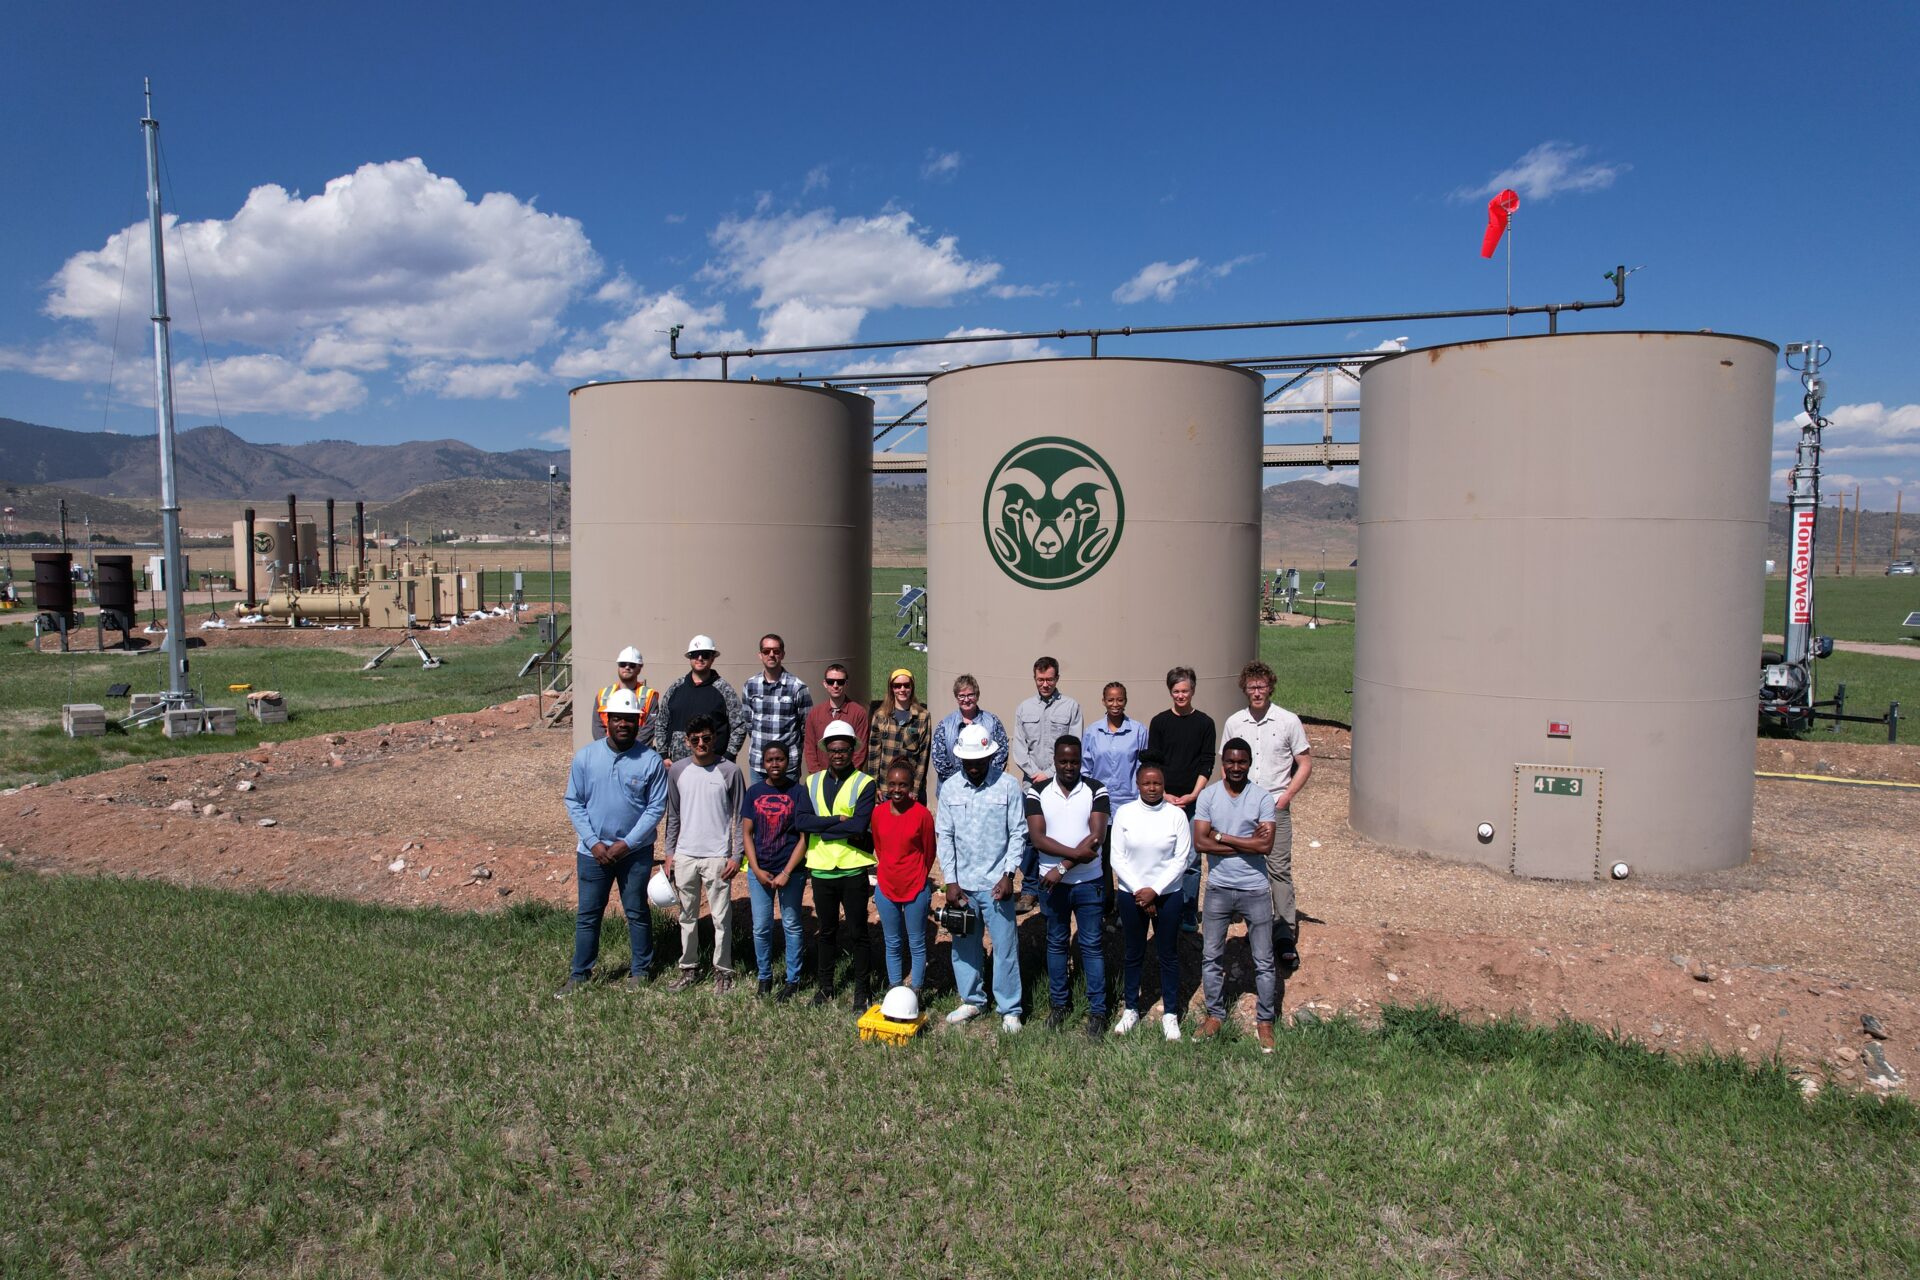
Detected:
left=286, top=493, right=301, bottom=590
left=243, top=507, right=257, bottom=606
left=326, top=498, right=337, bottom=582
left=355, top=501, right=366, bottom=574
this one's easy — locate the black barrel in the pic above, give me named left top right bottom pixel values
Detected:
left=32, top=552, right=74, bottom=613
left=96, top=555, right=136, bottom=617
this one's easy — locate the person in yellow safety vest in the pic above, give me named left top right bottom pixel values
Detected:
left=794, top=719, right=878, bottom=1010
left=595, top=645, right=659, bottom=740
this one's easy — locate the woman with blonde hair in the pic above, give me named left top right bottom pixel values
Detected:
left=868, top=667, right=933, bottom=800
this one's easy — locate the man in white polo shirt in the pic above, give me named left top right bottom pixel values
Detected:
left=1219, top=660, right=1312, bottom=968
left=1025, top=735, right=1111, bottom=1038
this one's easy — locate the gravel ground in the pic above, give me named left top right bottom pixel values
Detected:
left=4, top=704, right=1914, bottom=1095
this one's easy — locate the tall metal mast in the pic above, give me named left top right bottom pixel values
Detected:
left=143, top=80, right=190, bottom=698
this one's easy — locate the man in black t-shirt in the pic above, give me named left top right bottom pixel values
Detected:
left=655, top=633, right=748, bottom=762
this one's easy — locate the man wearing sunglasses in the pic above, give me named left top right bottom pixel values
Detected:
left=592, top=646, right=658, bottom=742
left=802, top=662, right=869, bottom=777
left=742, top=633, right=812, bottom=788
left=656, top=634, right=747, bottom=763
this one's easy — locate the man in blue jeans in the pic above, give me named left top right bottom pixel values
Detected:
left=935, top=722, right=1028, bottom=1033
left=1025, top=735, right=1111, bottom=1038
left=557, top=688, right=670, bottom=997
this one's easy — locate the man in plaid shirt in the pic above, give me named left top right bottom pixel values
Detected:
left=742, top=633, right=813, bottom=785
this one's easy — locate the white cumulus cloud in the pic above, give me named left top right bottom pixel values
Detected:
left=705, top=208, right=1000, bottom=346
left=44, top=158, right=599, bottom=367
left=404, top=360, right=548, bottom=400
left=1456, top=141, right=1627, bottom=202
left=1113, top=259, right=1202, bottom=304
left=551, top=289, right=745, bottom=383
left=921, top=150, right=963, bottom=181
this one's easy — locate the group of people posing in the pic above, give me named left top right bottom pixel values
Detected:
left=564, top=632, right=1312, bottom=1047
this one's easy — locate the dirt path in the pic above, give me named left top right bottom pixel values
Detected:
left=2, top=704, right=1913, bottom=1095
left=1763, top=633, right=1920, bottom=659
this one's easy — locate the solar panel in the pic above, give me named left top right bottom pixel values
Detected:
left=895, top=621, right=914, bottom=640
left=896, top=585, right=926, bottom=616
left=1904, top=612, right=1920, bottom=627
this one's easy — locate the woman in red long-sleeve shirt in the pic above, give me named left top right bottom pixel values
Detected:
left=871, top=758, right=938, bottom=993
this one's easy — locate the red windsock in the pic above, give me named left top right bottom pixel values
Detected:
left=1480, top=188, right=1520, bottom=258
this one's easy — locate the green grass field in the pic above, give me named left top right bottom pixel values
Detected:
left=1764, top=572, right=1920, bottom=644
left=1, top=868, right=1912, bottom=1278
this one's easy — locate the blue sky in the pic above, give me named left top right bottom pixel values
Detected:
left=3, top=3, right=1915, bottom=503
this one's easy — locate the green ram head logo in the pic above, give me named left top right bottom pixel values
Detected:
left=982, top=436, right=1124, bottom=589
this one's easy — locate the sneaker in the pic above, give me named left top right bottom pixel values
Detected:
left=553, top=975, right=590, bottom=1000
left=1180, top=917, right=1199, bottom=935
left=1194, top=1015, right=1223, bottom=1040
left=776, top=981, right=799, bottom=1004
left=668, top=969, right=700, bottom=993
left=622, top=969, right=654, bottom=991
left=1017, top=892, right=1039, bottom=914
left=850, top=987, right=873, bottom=1011
left=1001, top=1013, right=1024, bottom=1034
left=1162, top=1014, right=1183, bottom=1042
left=946, top=1002, right=984, bottom=1025
left=1255, top=1022, right=1276, bottom=1054
left=1112, top=1009, right=1141, bottom=1036
left=713, top=971, right=734, bottom=994
left=812, top=986, right=835, bottom=1008
left=757, top=978, right=774, bottom=997
left=1279, top=943, right=1301, bottom=970
left=1046, top=1005, right=1070, bottom=1032
left=1086, top=1012, right=1110, bottom=1040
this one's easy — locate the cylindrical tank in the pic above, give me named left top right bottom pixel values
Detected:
left=1351, top=332, right=1776, bottom=878
left=568, top=380, right=875, bottom=752
left=96, top=555, right=136, bottom=619
left=32, top=552, right=75, bottom=614
left=926, top=358, right=1263, bottom=733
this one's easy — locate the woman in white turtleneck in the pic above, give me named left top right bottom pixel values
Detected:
left=1108, top=760, right=1192, bottom=1040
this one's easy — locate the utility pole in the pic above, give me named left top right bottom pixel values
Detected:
left=144, top=82, right=190, bottom=701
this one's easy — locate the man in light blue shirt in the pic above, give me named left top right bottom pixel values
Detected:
left=936, top=722, right=1027, bottom=1032
left=558, top=688, right=670, bottom=998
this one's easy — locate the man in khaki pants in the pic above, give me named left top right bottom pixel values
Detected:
left=662, top=715, right=747, bottom=991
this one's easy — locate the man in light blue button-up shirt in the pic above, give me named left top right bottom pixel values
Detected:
left=936, top=724, right=1027, bottom=1028
left=559, top=695, right=669, bottom=996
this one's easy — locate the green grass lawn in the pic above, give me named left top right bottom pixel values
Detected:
left=1764, top=572, right=1920, bottom=645
left=0, top=614, right=564, bottom=789
left=0, top=868, right=1912, bottom=1278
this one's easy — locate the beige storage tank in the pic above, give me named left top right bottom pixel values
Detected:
left=231, top=518, right=319, bottom=589
left=1350, top=332, right=1776, bottom=878
left=927, top=358, right=1263, bottom=735
left=569, top=380, right=874, bottom=752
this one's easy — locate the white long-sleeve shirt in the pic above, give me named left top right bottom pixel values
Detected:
left=1109, top=798, right=1192, bottom=898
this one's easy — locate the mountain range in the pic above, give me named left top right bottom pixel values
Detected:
left=0, top=417, right=569, bottom=501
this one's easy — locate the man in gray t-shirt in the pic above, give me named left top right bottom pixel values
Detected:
left=662, top=715, right=746, bottom=991
left=1192, top=738, right=1279, bottom=1049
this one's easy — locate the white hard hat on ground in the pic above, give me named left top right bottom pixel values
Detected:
left=647, top=870, right=677, bottom=909
left=819, top=718, right=859, bottom=744
left=880, top=985, right=920, bottom=1021
left=616, top=646, right=644, bottom=666
left=953, top=723, right=997, bottom=760
left=602, top=688, right=645, bottom=717
left=685, top=635, right=717, bottom=656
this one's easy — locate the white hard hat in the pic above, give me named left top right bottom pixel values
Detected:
left=819, top=718, right=858, bottom=744
left=685, top=634, right=717, bottom=656
left=880, top=984, right=920, bottom=1021
left=616, top=646, right=643, bottom=666
left=602, top=688, right=645, bottom=717
left=953, top=722, right=997, bottom=760
left=647, top=870, right=676, bottom=909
